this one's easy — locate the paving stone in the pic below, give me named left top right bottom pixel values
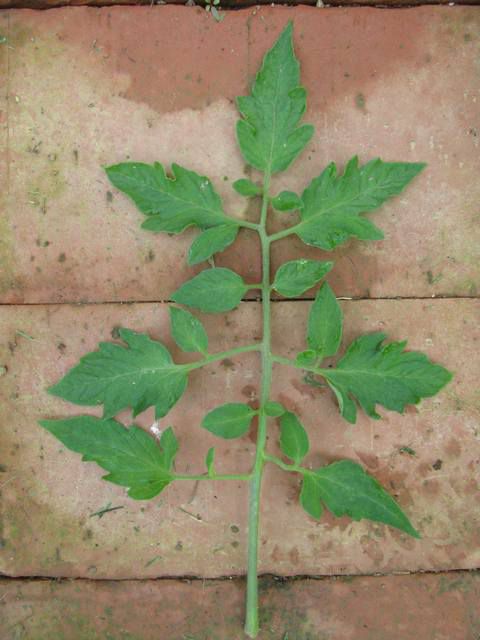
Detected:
left=0, top=0, right=472, bottom=7
left=1, top=6, right=479, bottom=303
left=1, top=572, right=479, bottom=639
left=0, top=299, right=478, bottom=578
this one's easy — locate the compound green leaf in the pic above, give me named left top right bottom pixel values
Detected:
left=270, top=191, right=303, bottom=212
left=307, top=282, right=343, bottom=359
left=49, top=328, right=188, bottom=420
left=39, top=416, right=176, bottom=500
left=279, top=411, right=309, bottom=465
left=300, top=474, right=323, bottom=520
left=294, top=157, right=426, bottom=250
left=233, top=178, right=262, bottom=197
left=273, top=259, right=333, bottom=298
left=169, top=306, right=209, bottom=354
left=321, top=332, right=453, bottom=424
left=305, top=460, right=420, bottom=537
left=236, top=22, right=314, bottom=175
left=172, top=268, right=248, bottom=313
left=105, top=162, right=229, bottom=234
left=202, top=403, right=256, bottom=439
left=187, top=224, right=239, bottom=266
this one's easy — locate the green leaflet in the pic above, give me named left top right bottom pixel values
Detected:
left=270, top=191, right=303, bottom=212
left=300, top=475, right=323, bottom=520
left=303, top=460, right=419, bottom=538
left=188, top=224, right=239, bottom=266
left=170, top=306, right=208, bottom=354
left=279, top=411, right=309, bottom=465
left=236, top=22, right=314, bottom=175
left=202, top=403, right=256, bottom=439
left=293, top=157, right=426, bottom=250
left=264, top=401, right=285, bottom=417
left=205, top=447, right=216, bottom=477
left=233, top=178, right=262, bottom=197
left=321, top=332, right=453, bottom=424
left=39, top=417, right=177, bottom=500
left=172, top=268, right=248, bottom=313
left=105, top=162, right=228, bottom=234
left=273, top=259, right=333, bottom=298
left=49, top=328, right=188, bottom=420
left=306, top=282, right=343, bottom=359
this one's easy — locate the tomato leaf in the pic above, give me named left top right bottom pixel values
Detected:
left=202, top=403, right=256, bottom=439
left=105, top=162, right=229, bottom=233
left=172, top=268, right=248, bottom=313
left=170, top=306, right=208, bottom=354
left=236, top=22, right=314, bottom=175
left=48, top=328, right=188, bottom=419
left=279, top=411, right=309, bottom=465
left=233, top=178, right=262, bottom=197
left=321, top=332, right=453, bottom=424
left=188, top=224, right=239, bottom=266
left=302, top=460, right=420, bottom=537
left=294, top=157, right=425, bottom=250
left=306, top=282, right=343, bottom=359
left=39, top=416, right=177, bottom=500
left=271, top=191, right=303, bottom=212
left=300, top=475, right=323, bottom=520
left=205, top=447, right=216, bottom=477
left=273, top=259, right=333, bottom=298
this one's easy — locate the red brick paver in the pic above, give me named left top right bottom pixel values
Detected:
left=1, top=299, right=478, bottom=578
left=1, top=572, right=479, bottom=639
left=0, top=6, right=479, bottom=303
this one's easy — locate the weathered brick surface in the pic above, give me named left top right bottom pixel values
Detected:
left=0, top=6, right=479, bottom=303
left=1, top=572, right=479, bottom=639
left=0, top=0, right=476, bottom=8
left=1, top=299, right=478, bottom=578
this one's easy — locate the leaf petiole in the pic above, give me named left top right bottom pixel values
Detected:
left=173, top=472, right=252, bottom=481
left=263, top=453, right=306, bottom=475
left=183, top=343, right=262, bottom=372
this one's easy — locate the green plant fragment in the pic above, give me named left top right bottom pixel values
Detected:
left=322, top=332, right=453, bottom=424
left=307, top=282, right=343, bottom=359
left=270, top=191, right=303, bottom=212
left=205, top=447, right=215, bottom=476
left=172, top=268, right=248, bottom=313
left=236, top=22, right=314, bottom=175
left=273, top=259, right=333, bottom=298
left=202, top=403, right=256, bottom=439
left=264, top=401, right=285, bottom=417
left=300, top=475, right=323, bottom=520
left=294, top=157, right=426, bottom=250
left=296, top=350, right=318, bottom=367
left=279, top=411, right=309, bottom=465
left=48, top=328, right=188, bottom=419
left=188, top=224, right=239, bottom=266
left=306, top=460, right=420, bottom=537
left=105, top=162, right=229, bottom=233
left=169, top=306, right=209, bottom=354
left=39, top=416, right=176, bottom=500
left=233, top=178, right=262, bottom=197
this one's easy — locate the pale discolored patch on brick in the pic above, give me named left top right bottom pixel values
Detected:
left=0, top=7, right=479, bottom=303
